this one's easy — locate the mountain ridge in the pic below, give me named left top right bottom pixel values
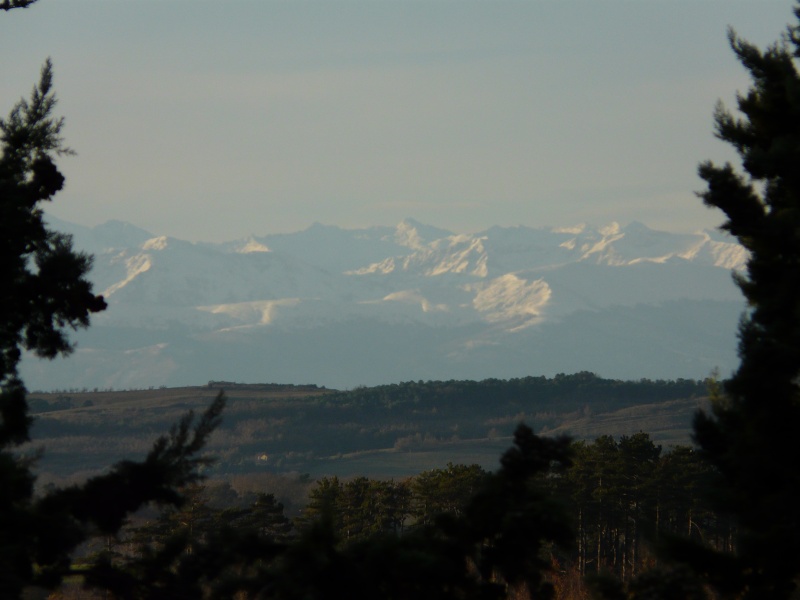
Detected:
left=22, top=216, right=745, bottom=390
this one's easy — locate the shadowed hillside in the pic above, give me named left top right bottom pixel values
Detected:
left=23, top=373, right=708, bottom=483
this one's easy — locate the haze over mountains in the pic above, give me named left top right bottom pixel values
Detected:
left=21, top=217, right=746, bottom=390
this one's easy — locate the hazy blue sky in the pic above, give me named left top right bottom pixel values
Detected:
left=2, top=1, right=795, bottom=241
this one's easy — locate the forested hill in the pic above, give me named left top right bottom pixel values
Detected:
left=27, top=372, right=709, bottom=481
left=319, top=372, right=708, bottom=413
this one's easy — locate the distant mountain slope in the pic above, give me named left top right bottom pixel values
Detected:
left=23, top=217, right=745, bottom=390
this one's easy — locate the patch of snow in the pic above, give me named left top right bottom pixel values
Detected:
left=142, top=236, right=169, bottom=251
left=237, top=239, right=271, bottom=253
left=707, top=241, right=748, bottom=270
left=468, top=274, right=551, bottom=330
left=102, top=254, right=152, bottom=297
left=599, top=222, right=621, bottom=236
left=393, top=221, right=426, bottom=250
left=196, top=299, right=302, bottom=325
left=426, top=236, right=488, bottom=277
left=553, top=224, right=586, bottom=234
left=579, top=230, right=626, bottom=264
left=348, top=257, right=397, bottom=275
left=683, top=231, right=748, bottom=270
left=560, top=238, right=577, bottom=250
left=381, top=290, right=449, bottom=313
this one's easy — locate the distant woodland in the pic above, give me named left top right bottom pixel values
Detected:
left=24, top=373, right=708, bottom=483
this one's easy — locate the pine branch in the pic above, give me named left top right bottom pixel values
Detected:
left=0, top=0, right=39, bottom=10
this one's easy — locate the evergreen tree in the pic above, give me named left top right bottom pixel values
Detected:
left=412, top=463, right=487, bottom=527
left=0, top=1, right=39, bottom=10
left=228, top=492, right=294, bottom=542
left=0, top=58, right=106, bottom=442
left=264, top=425, right=574, bottom=600
left=451, top=424, right=574, bottom=599
left=670, top=3, right=800, bottom=598
left=297, top=476, right=344, bottom=534
left=0, top=60, right=226, bottom=598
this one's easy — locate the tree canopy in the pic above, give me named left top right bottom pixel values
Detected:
left=665, top=3, right=800, bottom=598
left=0, top=60, right=106, bottom=442
left=0, top=0, right=39, bottom=10
left=0, top=59, right=227, bottom=598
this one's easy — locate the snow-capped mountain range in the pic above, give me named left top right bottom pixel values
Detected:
left=21, top=217, right=747, bottom=390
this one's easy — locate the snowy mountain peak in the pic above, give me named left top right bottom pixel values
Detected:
left=599, top=222, right=622, bottom=236
left=469, top=274, right=551, bottom=330
left=22, top=217, right=748, bottom=391
left=392, top=220, right=426, bottom=250
left=102, top=253, right=152, bottom=298
left=425, top=235, right=489, bottom=277
left=388, top=218, right=454, bottom=251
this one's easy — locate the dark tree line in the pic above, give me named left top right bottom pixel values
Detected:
left=67, top=426, right=572, bottom=600
left=292, top=436, right=728, bottom=588
left=97, top=433, right=726, bottom=599
left=297, top=463, right=487, bottom=540
left=321, top=373, right=707, bottom=415
left=549, top=435, right=729, bottom=584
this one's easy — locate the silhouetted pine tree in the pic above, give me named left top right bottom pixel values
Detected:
left=0, top=0, right=39, bottom=10
left=663, top=3, right=800, bottom=598
left=0, top=58, right=226, bottom=598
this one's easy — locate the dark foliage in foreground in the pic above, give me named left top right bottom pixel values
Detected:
left=87, top=425, right=574, bottom=600
left=680, top=5, right=800, bottom=599
left=0, top=58, right=229, bottom=598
